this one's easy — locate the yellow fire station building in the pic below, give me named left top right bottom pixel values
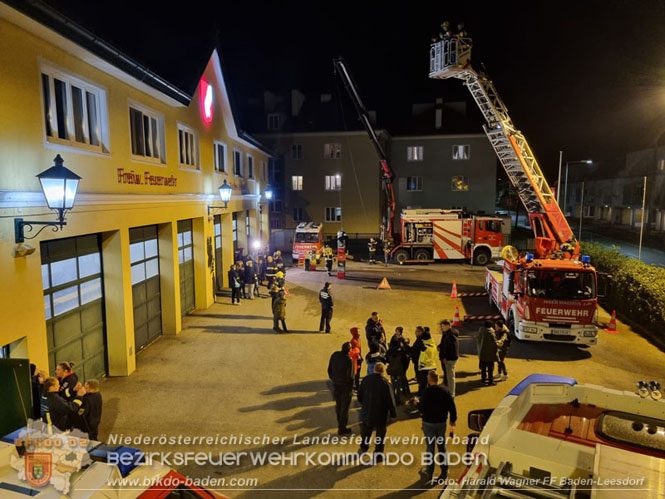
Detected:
left=0, top=2, right=272, bottom=379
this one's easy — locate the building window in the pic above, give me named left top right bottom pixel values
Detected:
left=267, top=114, right=281, bottom=130
left=406, top=176, right=423, bottom=191
left=293, top=207, right=304, bottom=221
left=40, top=65, right=108, bottom=152
left=452, top=144, right=470, bottom=160
left=214, top=141, right=227, bottom=172
left=270, top=200, right=282, bottom=213
left=129, top=105, right=165, bottom=163
left=292, top=175, right=303, bottom=191
left=292, top=144, right=303, bottom=160
left=270, top=218, right=282, bottom=229
left=177, top=124, right=199, bottom=168
left=233, top=149, right=243, bottom=176
left=246, top=210, right=251, bottom=237
left=325, top=175, right=342, bottom=191
left=247, top=154, right=254, bottom=178
left=325, top=207, right=342, bottom=222
left=407, top=146, right=424, bottom=161
left=659, top=159, right=664, bottom=171
left=323, top=143, right=342, bottom=159
left=232, top=213, right=238, bottom=249
left=451, top=176, right=469, bottom=191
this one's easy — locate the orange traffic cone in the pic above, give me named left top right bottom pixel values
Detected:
left=452, top=305, right=462, bottom=326
left=605, top=310, right=617, bottom=333
left=450, top=280, right=458, bottom=299
left=284, top=286, right=290, bottom=297
left=377, top=277, right=391, bottom=290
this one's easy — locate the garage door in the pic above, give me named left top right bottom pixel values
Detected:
left=178, top=220, right=195, bottom=316
left=41, top=234, right=106, bottom=382
left=214, top=215, right=223, bottom=291
left=130, top=225, right=162, bottom=352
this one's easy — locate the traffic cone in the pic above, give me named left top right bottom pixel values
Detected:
left=605, top=310, right=617, bottom=333
left=452, top=305, right=462, bottom=326
left=450, top=280, right=458, bottom=299
left=377, top=277, right=391, bottom=290
left=284, top=286, right=290, bottom=297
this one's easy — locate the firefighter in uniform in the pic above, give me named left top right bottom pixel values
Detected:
left=265, top=256, right=277, bottom=289
left=324, top=245, right=334, bottom=276
left=368, top=237, right=377, bottom=264
left=304, top=248, right=312, bottom=271
left=319, top=282, right=333, bottom=333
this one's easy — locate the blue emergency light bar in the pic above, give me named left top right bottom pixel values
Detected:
left=525, top=253, right=534, bottom=263
left=581, top=255, right=591, bottom=264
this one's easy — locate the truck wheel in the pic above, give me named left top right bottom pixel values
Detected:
left=507, top=314, right=518, bottom=341
left=393, top=249, right=409, bottom=265
left=473, top=248, right=491, bottom=266
left=414, top=249, right=431, bottom=261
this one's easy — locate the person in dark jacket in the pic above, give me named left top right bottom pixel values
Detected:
left=414, top=371, right=457, bottom=483
left=411, top=326, right=433, bottom=397
left=319, top=282, right=334, bottom=333
left=236, top=261, right=246, bottom=299
left=327, top=342, right=354, bottom=435
left=437, top=319, right=460, bottom=397
left=368, top=237, right=377, bottom=264
left=494, top=320, right=511, bottom=379
left=357, top=362, right=396, bottom=460
left=387, top=327, right=411, bottom=404
left=55, top=362, right=78, bottom=400
left=365, top=312, right=385, bottom=347
left=257, top=255, right=266, bottom=284
left=73, top=379, right=103, bottom=440
left=228, top=265, right=241, bottom=305
left=265, top=256, right=278, bottom=289
left=41, top=377, right=84, bottom=431
left=477, top=321, right=498, bottom=385
left=272, top=288, right=288, bottom=333
left=365, top=340, right=387, bottom=377
left=244, top=260, right=257, bottom=300
left=30, top=364, right=46, bottom=420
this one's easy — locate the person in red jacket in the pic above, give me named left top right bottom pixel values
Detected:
left=349, top=327, right=362, bottom=391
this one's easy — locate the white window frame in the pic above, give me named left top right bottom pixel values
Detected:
left=451, top=175, right=469, bottom=191
left=325, top=206, right=342, bottom=222
left=452, top=144, right=470, bottom=160
left=214, top=140, right=227, bottom=173
left=407, top=146, right=424, bottom=162
left=323, top=143, right=342, bottom=159
left=292, top=175, right=303, bottom=191
left=406, top=176, right=424, bottom=191
left=177, top=123, right=199, bottom=169
left=293, top=207, right=304, bottom=222
left=233, top=148, right=243, bottom=177
left=247, top=153, right=255, bottom=179
left=292, top=144, right=303, bottom=160
left=325, top=175, right=342, bottom=191
left=128, top=100, right=166, bottom=165
left=40, top=62, right=110, bottom=155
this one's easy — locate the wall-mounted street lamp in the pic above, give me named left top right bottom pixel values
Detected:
left=15, top=154, right=81, bottom=243
left=208, top=179, right=233, bottom=214
left=264, top=184, right=273, bottom=201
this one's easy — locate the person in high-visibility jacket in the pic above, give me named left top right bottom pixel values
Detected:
left=324, top=245, right=334, bottom=276
left=304, top=248, right=312, bottom=271
left=41, top=377, right=84, bottom=432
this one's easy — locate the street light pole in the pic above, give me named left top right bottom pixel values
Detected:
left=563, top=159, right=592, bottom=216
left=638, top=175, right=647, bottom=261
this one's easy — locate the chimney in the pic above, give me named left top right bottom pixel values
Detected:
left=291, top=89, right=306, bottom=117
left=435, top=97, right=443, bottom=130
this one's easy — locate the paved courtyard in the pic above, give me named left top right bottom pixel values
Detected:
left=98, top=260, right=665, bottom=497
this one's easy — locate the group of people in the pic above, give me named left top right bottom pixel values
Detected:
left=31, top=361, right=103, bottom=440
left=476, top=320, right=511, bottom=385
left=228, top=250, right=286, bottom=306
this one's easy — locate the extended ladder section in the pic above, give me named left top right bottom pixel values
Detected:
left=429, top=38, right=575, bottom=255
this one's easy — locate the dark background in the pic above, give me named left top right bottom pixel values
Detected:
left=43, top=0, right=665, bottom=176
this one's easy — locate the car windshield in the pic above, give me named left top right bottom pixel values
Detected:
left=295, top=233, right=319, bottom=243
left=526, top=270, right=596, bottom=299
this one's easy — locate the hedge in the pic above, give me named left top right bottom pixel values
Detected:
left=581, top=242, right=665, bottom=338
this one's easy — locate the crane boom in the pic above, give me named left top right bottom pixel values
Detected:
left=333, top=57, right=396, bottom=241
left=428, top=36, right=577, bottom=258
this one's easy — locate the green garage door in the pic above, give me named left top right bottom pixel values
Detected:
left=130, top=225, right=162, bottom=352
left=178, top=220, right=195, bottom=316
left=41, top=234, right=106, bottom=382
left=214, top=215, right=223, bottom=291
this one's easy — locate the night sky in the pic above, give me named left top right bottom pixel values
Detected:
left=43, top=0, right=665, bottom=178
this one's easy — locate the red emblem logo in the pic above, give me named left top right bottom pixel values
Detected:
left=25, top=452, right=52, bottom=487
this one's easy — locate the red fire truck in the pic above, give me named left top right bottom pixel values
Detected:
left=291, top=222, right=323, bottom=263
left=429, top=29, right=599, bottom=344
left=391, top=209, right=503, bottom=265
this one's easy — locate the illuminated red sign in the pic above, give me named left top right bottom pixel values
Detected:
left=200, top=79, right=213, bottom=124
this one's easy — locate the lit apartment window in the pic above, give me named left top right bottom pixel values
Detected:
left=41, top=66, right=108, bottom=152
left=452, top=144, right=470, bottom=160
left=129, top=105, right=165, bottom=163
left=233, top=149, right=243, bottom=176
left=292, top=175, right=303, bottom=190
left=247, top=154, right=254, bottom=178
left=325, top=175, right=342, bottom=191
left=177, top=124, right=199, bottom=168
left=406, top=176, right=423, bottom=191
left=323, top=143, right=342, bottom=159
left=214, top=141, right=227, bottom=172
left=407, top=146, right=424, bottom=161
left=293, top=207, right=304, bottom=221
left=325, top=207, right=342, bottom=222
left=267, top=114, right=281, bottom=130
left=451, top=176, right=469, bottom=191
left=292, top=144, right=303, bottom=160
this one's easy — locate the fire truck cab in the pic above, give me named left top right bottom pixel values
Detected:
left=292, top=222, right=323, bottom=263
left=391, top=209, right=503, bottom=265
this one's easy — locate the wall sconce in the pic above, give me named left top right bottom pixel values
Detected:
left=208, top=180, right=233, bottom=214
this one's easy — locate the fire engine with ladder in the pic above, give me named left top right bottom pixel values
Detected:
left=429, top=29, right=599, bottom=344
left=333, top=58, right=504, bottom=266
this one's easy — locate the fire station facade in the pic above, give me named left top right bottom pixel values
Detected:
left=0, top=3, right=271, bottom=379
